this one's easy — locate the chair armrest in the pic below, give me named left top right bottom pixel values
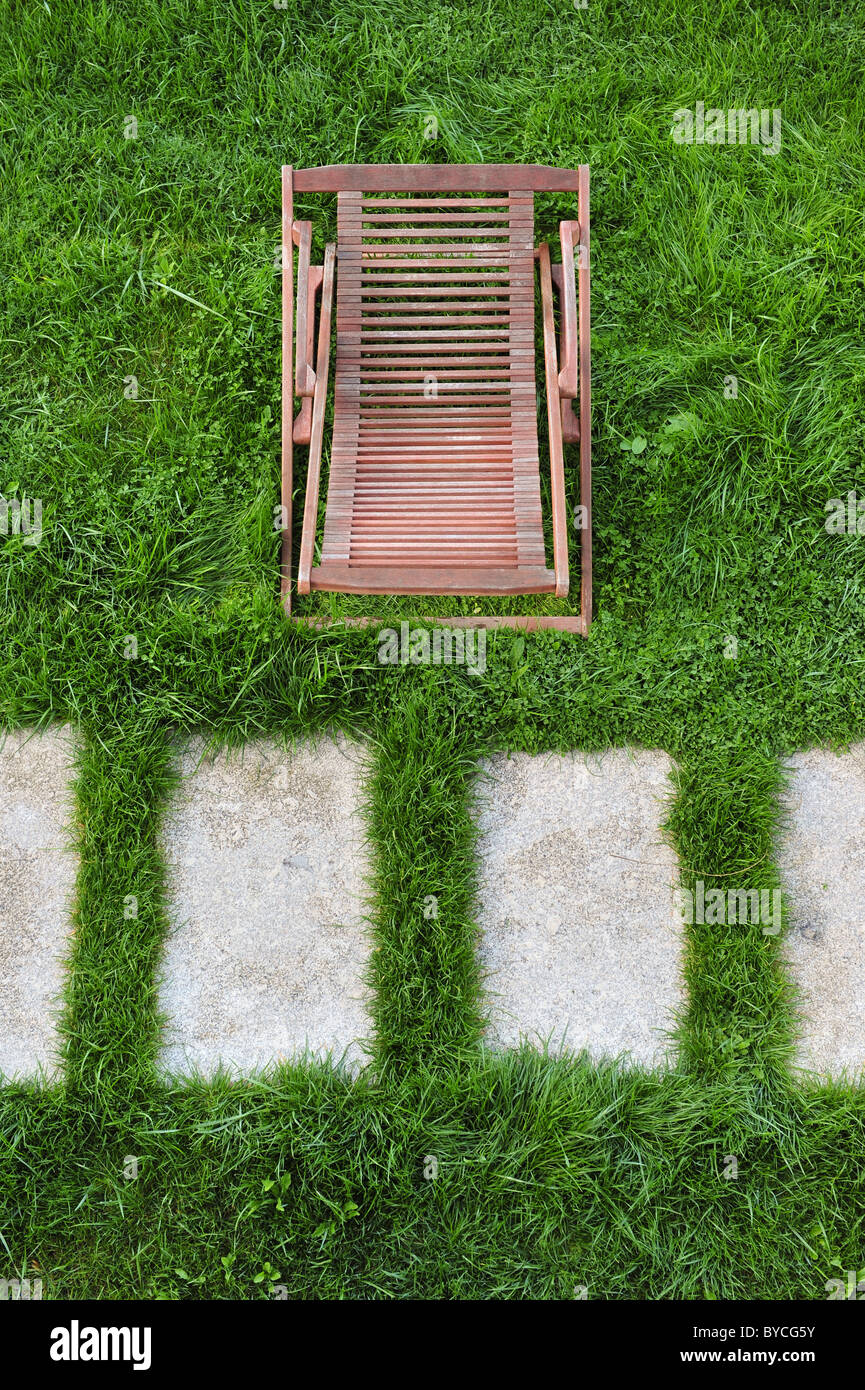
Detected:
left=297, top=243, right=336, bottom=595
left=556, top=219, right=580, bottom=399
left=292, top=220, right=325, bottom=444
left=536, top=242, right=569, bottom=599
left=293, top=219, right=317, bottom=397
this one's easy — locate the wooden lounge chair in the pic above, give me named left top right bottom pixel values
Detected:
left=281, top=163, right=591, bottom=633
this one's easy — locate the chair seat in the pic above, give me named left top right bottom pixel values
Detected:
left=312, top=189, right=549, bottom=594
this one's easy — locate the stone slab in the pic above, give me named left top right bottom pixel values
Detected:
left=778, top=744, right=865, bottom=1080
left=476, top=748, right=684, bottom=1067
left=0, top=727, right=77, bottom=1082
left=159, top=736, right=372, bottom=1077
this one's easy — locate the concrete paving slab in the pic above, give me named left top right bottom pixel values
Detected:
left=778, top=744, right=865, bottom=1080
left=476, top=748, right=684, bottom=1067
left=159, top=736, right=372, bottom=1077
left=0, top=727, right=77, bottom=1081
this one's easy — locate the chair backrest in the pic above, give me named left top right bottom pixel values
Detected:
left=335, top=186, right=534, bottom=422
left=291, top=164, right=580, bottom=193
left=291, top=166, right=579, bottom=434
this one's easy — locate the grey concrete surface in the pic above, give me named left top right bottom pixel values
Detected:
left=778, top=745, right=865, bottom=1080
left=475, top=748, right=684, bottom=1067
left=0, top=727, right=77, bottom=1081
left=158, top=736, right=373, bottom=1077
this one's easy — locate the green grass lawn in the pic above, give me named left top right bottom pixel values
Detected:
left=1, top=0, right=865, bottom=1300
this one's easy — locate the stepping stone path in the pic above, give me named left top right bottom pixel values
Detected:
left=4, top=726, right=864, bottom=1087
left=159, top=736, right=372, bottom=1076
left=476, top=748, right=684, bottom=1067
left=0, top=727, right=77, bottom=1081
left=778, top=744, right=865, bottom=1080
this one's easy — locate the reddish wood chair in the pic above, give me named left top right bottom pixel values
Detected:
left=281, top=164, right=591, bottom=633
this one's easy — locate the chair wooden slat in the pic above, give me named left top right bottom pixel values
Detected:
left=294, top=164, right=580, bottom=191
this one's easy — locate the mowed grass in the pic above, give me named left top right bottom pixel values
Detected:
left=1, top=0, right=865, bottom=1298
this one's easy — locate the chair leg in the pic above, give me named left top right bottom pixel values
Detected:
left=578, top=164, right=592, bottom=634
left=280, top=165, right=294, bottom=614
